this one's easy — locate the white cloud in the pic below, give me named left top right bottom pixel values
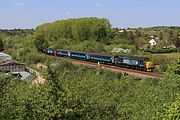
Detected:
left=15, top=2, right=29, bottom=8
left=94, top=3, right=103, bottom=7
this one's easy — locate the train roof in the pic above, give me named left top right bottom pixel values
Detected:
left=118, top=56, right=149, bottom=60
left=55, top=49, right=113, bottom=57
left=87, top=52, right=113, bottom=57
left=55, top=49, right=87, bottom=54
left=46, top=48, right=54, bottom=50
left=53, top=48, right=150, bottom=60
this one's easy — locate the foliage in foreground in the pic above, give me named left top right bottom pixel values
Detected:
left=154, top=59, right=180, bottom=120
left=0, top=60, right=180, bottom=119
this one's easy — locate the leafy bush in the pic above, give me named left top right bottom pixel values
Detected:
left=110, top=37, right=130, bottom=45
left=60, top=40, right=106, bottom=53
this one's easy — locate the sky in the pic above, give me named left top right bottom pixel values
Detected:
left=0, top=0, right=180, bottom=29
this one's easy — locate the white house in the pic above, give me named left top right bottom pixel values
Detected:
left=149, top=35, right=159, bottom=46
left=118, top=29, right=125, bottom=33
left=149, top=38, right=157, bottom=46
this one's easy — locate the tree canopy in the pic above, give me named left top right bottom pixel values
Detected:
left=35, top=17, right=112, bottom=43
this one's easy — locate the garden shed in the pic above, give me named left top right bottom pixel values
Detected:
left=0, top=61, right=25, bottom=72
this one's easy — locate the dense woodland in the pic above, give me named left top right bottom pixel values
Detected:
left=0, top=17, right=180, bottom=119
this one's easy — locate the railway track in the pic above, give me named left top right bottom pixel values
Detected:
left=45, top=54, right=164, bottom=79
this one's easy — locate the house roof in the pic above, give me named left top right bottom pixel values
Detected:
left=12, top=71, right=36, bottom=81
left=0, top=61, right=25, bottom=66
left=87, top=52, right=113, bottom=57
left=56, top=49, right=87, bottom=54
left=149, top=39, right=157, bottom=43
left=0, top=52, right=12, bottom=61
left=118, top=56, right=150, bottom=60
left=56, top=49, right=113, bottom=57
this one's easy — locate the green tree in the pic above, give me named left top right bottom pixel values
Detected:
left=159, top=31, right=163, bottom=40
left=35, top=17, right=112, bottom=43
left=127, top=31, right=135, bottom=44
left=46, top=66, right=66, bottom=119
left=135, top=30, right=142, bottom=37
left=166, top=59, right=180, bottom=75
left=34, top=32, right=49, bottom=52
left=155, top=96, right=180, bottom=120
